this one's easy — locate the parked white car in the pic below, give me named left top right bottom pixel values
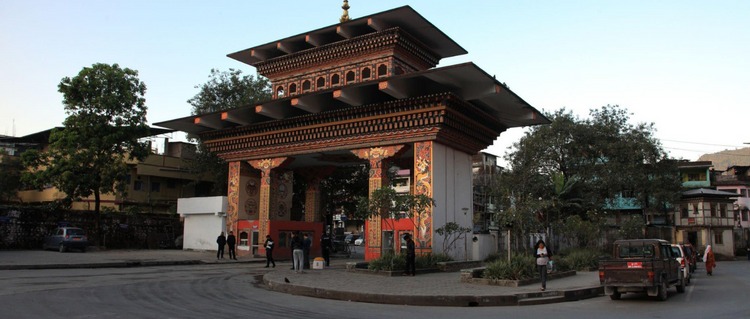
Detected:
left=354, top=237, right=364, bottom=246
left=670, top=244, right=691, bottom=285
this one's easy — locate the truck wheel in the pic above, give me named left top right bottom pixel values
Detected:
left=677, top=277, right=685, bottom=293
left=610, top=290, right=621, bottom=300
left=657, top=282, right=668, bottom=301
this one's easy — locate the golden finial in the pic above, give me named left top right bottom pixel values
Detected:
left=340, top=0, right=351, bottom=23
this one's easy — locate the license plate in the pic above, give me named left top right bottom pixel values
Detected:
left=627, top=262, right=642, bottom=268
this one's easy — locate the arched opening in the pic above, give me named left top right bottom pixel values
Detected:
left=302, top=80, right=311, bottom=92
left=276, top=86, right=285, bottom=98
left=331, top=74, right=340, bottom=86
left=316, top=77, right=326, bottom=89
left=289, top=83, right=297, bottom=94
left=345, top=71, right=355, bottom=83
left=361, top=67, right=371, bottom=80
left=377, top=64, right=388, bottom=77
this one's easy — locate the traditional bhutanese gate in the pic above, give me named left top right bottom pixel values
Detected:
left=156, top=5, right=547, bottom=261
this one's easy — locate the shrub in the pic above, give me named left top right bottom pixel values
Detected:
left=483, top=254, right=535, bottom=280
left=483, top=252, right=503, bottom=263
left=556, top=248, right=600, bottom=271
left=367, top=252, right=452, bottom=271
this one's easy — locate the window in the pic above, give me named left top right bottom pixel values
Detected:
left=692, top=203, right=699, bottom=215
left=361, top=67, right=371, bottom=79
left=377, top=64, right=388, bottom=77
left=680, top=206, right=688, bottom=218
left=316, top=77, right=325, bottom=89
left=151, top=182, right=160, bottom=192
left=289, top=83, right=297, bottom=94
left=710, top=203, right=717, bottom=217
left=239, top=231, right=249, bottom=246
left=276, top=86, right=285, bottom=98
left=134, top=180, right=143, bottom=191
left=714, top=230, right=723, bottom=244
left=331, top=74, right=340, bottom=85
left=345, top=71, right=355, bottom=83
left=302, top=80, right=311, bottom=92
left=720, top=204, right=726, bottom=218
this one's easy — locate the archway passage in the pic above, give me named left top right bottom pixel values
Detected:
left=155, top=6, right=549, bottom=260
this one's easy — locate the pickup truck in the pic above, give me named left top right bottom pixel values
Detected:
left=599, top=239, right=685, bottom=301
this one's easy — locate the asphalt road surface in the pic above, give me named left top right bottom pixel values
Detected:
left=1, top=261, right=749, bottom=319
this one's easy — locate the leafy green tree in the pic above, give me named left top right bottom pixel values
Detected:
left=186, top=69, right=271, bottom=195
left=0, top=151, right=22, bottom=203
left=354, top=186, right=434, bottom=255
left=22, top=63, right=150, bottom=244
left=498, top=105, right=681, bottom=245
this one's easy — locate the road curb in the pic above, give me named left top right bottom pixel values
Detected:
left=262, top=274, right=602, bottom=307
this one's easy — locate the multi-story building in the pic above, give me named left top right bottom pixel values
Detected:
left=674, top=161, right=740, bottom=258
left=3, top=128, right=214, bottom=214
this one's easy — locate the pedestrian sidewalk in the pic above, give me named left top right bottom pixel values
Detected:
left=0, top=249, right=603, bottom=306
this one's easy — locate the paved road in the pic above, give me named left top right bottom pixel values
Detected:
left=1, top=261, right=749, bottom=319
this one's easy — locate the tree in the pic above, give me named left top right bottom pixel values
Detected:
left=499, top=105, right=681, bottom=245
left=354, top=186, right=434, bottom=255
left=186, top=69, right=271, bottom=195
left=0, top=151, right=22, bottom=203
left=22, top=63, right=151, bottom=245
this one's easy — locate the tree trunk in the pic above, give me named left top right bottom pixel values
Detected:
left=95, top=189, right=101, bottom=248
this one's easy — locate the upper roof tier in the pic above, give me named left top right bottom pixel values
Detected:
left=227, top=6, right=467, bottom=67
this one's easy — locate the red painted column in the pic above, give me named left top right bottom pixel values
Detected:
left=247, top=157, right=292, bottom=253
left=351, top=145, right=404, bottom=260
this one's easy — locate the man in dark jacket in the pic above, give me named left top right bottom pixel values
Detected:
left=216, top=232, right=226, bottom=260
left=264, top=234, right=275, bottom=268
left=226, top=231, right=237, bottom=260
left=403, top=233, right=416, bottom=276
left=321, top=231, right=333, bottom=267
left=302, top=233, right=312, bottom=269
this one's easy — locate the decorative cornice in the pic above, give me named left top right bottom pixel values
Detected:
left=255, top=28, right=440, bottom=80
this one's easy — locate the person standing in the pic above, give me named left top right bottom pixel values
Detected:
left=226, top=231, right=237, bottom=260
left=321, top=231, right=333, bottom=267
left=290, top=232, right=304, bottom=273
left=216, top=231, right=226, bottom=260
left=534, top=239, right=552, bottom=291
left=302, top=233, right=312, bottom=270
left=704, top=245, right=716, bottom=276
left=264, top=235, right=275, bottom=268
left=403, top=233, right=416, bottom=276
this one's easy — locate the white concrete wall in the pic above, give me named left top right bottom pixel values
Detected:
left=178, top=196, right=228, bottom=251
left=183, top=214, right=225, bottom=251
left=431, top=143, right=474, bottom=260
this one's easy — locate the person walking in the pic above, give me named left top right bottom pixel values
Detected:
left=216, top=231, right=226, bottom=260
left=264, top=234, right=275, bottom=268
left=226, top=231, right=237, bottom=260
left=302, top=233, right=312, bottom=270
left=534, top=239, right=552, bottom=291
left=290, top=232, right=304, bottom=273
left=321, top=231, right=333, bottom=267
left=403, top=233, right=416, bottom=276
left=704, top=244, right=716, bottom=276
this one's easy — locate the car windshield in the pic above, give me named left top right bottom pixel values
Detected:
left=67, top=229, right=85, bottom=236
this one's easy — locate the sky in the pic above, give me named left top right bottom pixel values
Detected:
left=1, top=0, right=748, bottom=165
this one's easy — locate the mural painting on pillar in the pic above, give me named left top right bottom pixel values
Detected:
left=227, top=161, right=241, bottom=234
left=242, top=175, right=260, bottom=220
left=247, top=157, right=290, bottom=247
left=414, top=141, right=433, bottom=251
left=270, top=171, right=293, bottom=221
left=300, top=167, right=335, bottom=223
left=352, top=145, right=404, bottom=258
